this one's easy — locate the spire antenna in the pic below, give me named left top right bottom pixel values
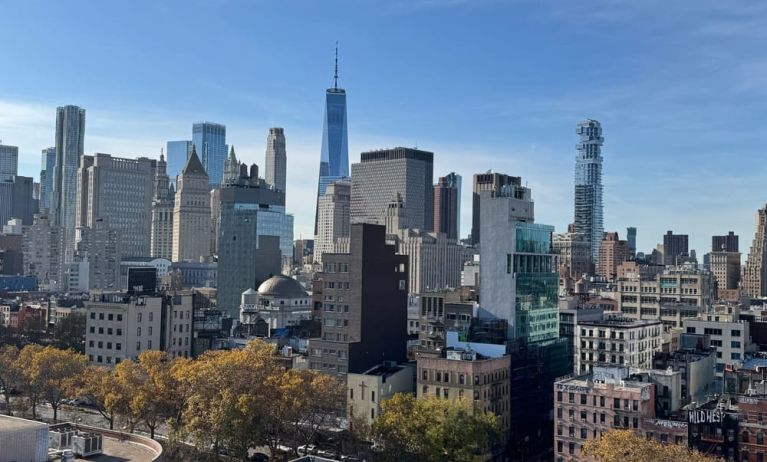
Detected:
left=334, top=41, right=339, bottom=90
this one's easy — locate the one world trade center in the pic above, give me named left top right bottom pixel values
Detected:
left=314, top=45, right=350, bottom=234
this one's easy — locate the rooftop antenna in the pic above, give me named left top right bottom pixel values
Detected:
left=334, top=41, right=339, bottom=90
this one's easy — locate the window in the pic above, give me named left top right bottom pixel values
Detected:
left=614, top=398, right=620, bottom=409
left=89, top=326, right=95, bottom=334
left=581, top=428, right=587, bottom=439
left=371, top=408, right=375, bottom=419
left=108, top=313, right=113, bottom=321
left=371, top=391, right=375, bottom=403
left=137, top=313, right=142, bottom=322
left=580, top=394, right=587, bottom=405
left=117, top=314, right=123, bottom=321
left=116, top=328, right=122, bottom=336
left=99, top=313, right=104, bottom=320
left=116, top=343, right=122, bottom=351
left=137, top=327, right=141, bottom=336
left=350, top=388, right=354, bottom=399
left=732, top=329, right=741, bottom=337
left=732, top=341, right=741, bottom=348
left=422, top=370, right=428, bottom=380
left=148, top=312, right=153, bottom=322
left=569, top=393, right=575, bottom=403
left=557, top=391, right=562, bottom=402
left=148, top=326, right=153, bottom=336
left=90, top=312, right=95, bottom=319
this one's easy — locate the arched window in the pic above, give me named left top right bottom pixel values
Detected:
left=757, top=432, right=765, bottom=445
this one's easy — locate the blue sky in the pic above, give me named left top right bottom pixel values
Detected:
left=2, top=0, right=766, bottom=255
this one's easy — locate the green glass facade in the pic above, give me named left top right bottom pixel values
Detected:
left=513, top=222, right=559, bottom=343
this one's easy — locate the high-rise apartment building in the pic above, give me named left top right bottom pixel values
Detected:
left=172, top=147, right=211, bottom=262
left=22, top=214, right=62, bottom=290
left=52, top=105, right=86, bottom=264
left=192, top=122, right=227, bottom=188
left=39, top=147, right=56, bottom=212
left=216, top=148, right=287, bottom=317
left=433, top=172, right=461, bottom=239
left=314, top=180, right=351, bottom=264
left=712, top=231, right=739, bottom=253
left=390, top=228, right=466, bottom=294
left=471, top=171, right=521, bottom=246
left=150, top=154, right=175, bottom=260
left=314, top=47, right=350, bottom=234
left=596, top=232, right=629, bottom=281
left=662, top=231, right=689, bottom=266
left=350, top=147, right=434, bottom=231
left=73, top=218, right=121, bottom=290
left=264, top=127, right=287, bottom=196
left=573, top=119, right=604, bottom=262
left=478, top=181, right=559, bottom=342
left=76, top=153, right=156, bottom=258
left=166, top=140, right=193, bottom=186
left=309, top=223, right=409, bottom=378
left=0, top=144, right=19, bottom=177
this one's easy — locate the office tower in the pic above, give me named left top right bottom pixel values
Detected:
left=596, top=232, right=629, bottom=280
left=193, top=122, right=227, bottom=188
left=433, top=172, right=461, bottom=239
left=22, top=214, right=63, bottom=290
left=351, top=147, right=434, bottom=230
left=314, top=47, right=350, bottom=234
left=309, top=223, right=409, bottom=378
left=39, top=147, right=56, bottom=211
left=72, top=218, right=121, bottom=290
left=166, top=140, right=193, bottom=186
left=710, top=250, right=741, bottom=300
left=471, top=171, right=522, bottom=246
left=150, top=154, right=175, bottom=260
left=293, top=239, right=314, bottom=266
left=553, top=230, right=591, bottom=279
left=626, top=226, right=637, bottom=256
left=52, top=105, right=86, bottom=264
left=0, top=175, right=34, bottom=225
left=478, top=179, right=559, bottom=342
left=216, top=148, right=290, bottom=316
left=172, top=147, right=211, bottom=262
left=265, top=127, right=287, bottom=196
left=385, top=195, right=466, bottom=293
left=314, top=180, right=351, bottom=264
left=573, top=119, right=604, bottom=262
left=0, top=144, right=19, bottom=177
left=75, top=153, right=156, bottom=258
left=713, top=231, right=739, bottom=253
left=210, top=187, right=220, bottom=256
left=662, top=230, right=689, bottom=265
left=743, top=205, right=767, bottom=298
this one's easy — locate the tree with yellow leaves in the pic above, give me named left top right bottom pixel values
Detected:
left=582, top=430, right=720, bottom=462
left=76, top=365, right=127, bottom=430
left=178, top=340, right=284, bottom=458
left=262, top=368, right=344, bottom=459
left=0, top=345, right=22, bottom=415
left=372, top=393, right=501, bottom=462
left=17, top=345, right=87, bottom=422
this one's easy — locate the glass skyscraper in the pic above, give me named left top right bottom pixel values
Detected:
left=193, top=122, right=227, bottom=188
left=39, top=147, right=56, bottom=211
left=314, top=50, right=350, bottom=233
left=0, top=144, right=19, bottom=177
left=166, top=140, right=193, bottom=187
left=573, top=119, right=604, bottom=262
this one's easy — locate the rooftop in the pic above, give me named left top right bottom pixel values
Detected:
left=579, top=316, right=662, bottom=328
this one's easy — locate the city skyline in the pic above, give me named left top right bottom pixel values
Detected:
left=2, top=1, right=767, bottom=255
